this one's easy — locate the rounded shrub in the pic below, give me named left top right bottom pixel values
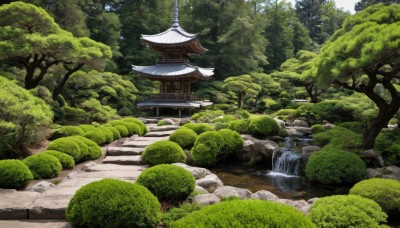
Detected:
left=309, top=195, right=387, bottom=227
left=217, top=129, right=244, bottom=157
left=163, top=203, right=203, bottom=227
left=305, top=148, right=366, bottom=185
left=66, top=179, right=161, bottom=228
left=157, top=120, right=169, bottom=126
left=48, top=138, right=82, bottom=162
left=183, top=123, right=215, bottom=135
left=108, top=120, right=142, bottom=136
left=98, top=126, right=114, bottom=143
left=142, top=140, right=186, bottom=166
left=42, top=150, right=75, bottom=169
left=311, top=124, right=325, bottom=134
left=228, top=119, right=250, bottom=134
left=0, top=159, right=33, bottom=189
left=169, top=128, right=198, bottom=149
left=84, top=129, right=107, bottom=145
left=121, top=117, right=148, bottom=135
left=350, top=178, right=400, bottom=215
left=78, top=124, right=96, bottom=133
left=23, top=153, right=62, bottom=179
left=57, top=126, right=85, bottom=136
left=107, top=126, right=121, bottom=140
left=114, top=125, right=129, bottom=137
left=191, top=131, right=225, bottom=166
left=66, top=137, right=88, bottom=161
left=249, top=115, right=280, bottom=137
left=136, top=164, right=195, bottom=202
left=71, top=136, right=102, bottom=160
left=172, top=199, right=315, bottom=227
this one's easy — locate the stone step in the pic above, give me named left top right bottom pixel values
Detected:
left=148, top=125, right=179, bottom=132
left=121, top=141, right=155, bottom=148
left=144, top=130, right=176, bottom=137
left=0, top=191, right=40, bottom=220
left=107, top=147, right=144, bottom=156
left=132, top=136, right=169, bottom=141
left=0, top=220, right=70, bottom=228
left=84, top=164, right=147, bottom=172
left=77, top=170, right=142, bottom=180
left=102, top=155, right=143, bottom=165
left=145, top=119, right=159, bottom=124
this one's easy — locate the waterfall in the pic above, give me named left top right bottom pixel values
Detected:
left=269, top=137, right=301, bottom=177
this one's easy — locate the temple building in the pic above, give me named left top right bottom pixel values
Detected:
left=132, top=0, right=214, bottom=117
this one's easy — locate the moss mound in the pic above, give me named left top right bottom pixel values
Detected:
left=217, top=129, right=244, bottom=157
left=136, top=164, right=195, bottom=202
left=120, top=117, right=148, bottom=135
left=114, top=125, right=129, bottom=137
left=84, top=129, right=107, bottom=145
left=70, top=136, right=102, bottom=160
left=191, top=131, right=225, bottom=166
left=173, top=199, right=315, bottom=227
left=183, top=123, right=215, bottom=135
left=66, top=137, right=88, bottom=161
left=309, top=195, right=387, bottom=227
left=78, top=124, right=96, bottom=133
left=57, top=126, right=85, bottom=136
left=23, top=153, right=62, bottom=179
left=0, top=159, right=33, bottom=189
left=228, top=119, right=250, bottom=134
left=48, top=138, right=82, bottom=162
left=107, top=126, right=121, bottom=140
left=142, top=140, right=186, bottom=166
left=169, top=128, right=198, bottom=149
left=163, top=203, right=203, bottom=227
left=108, top=120, right=142, bottom=136
left=43, top=150, right=75, bottom=169
left=249, top=115, right=280, bottom=137
left=66, top=179, right=161, bottom=227
left=98, top=126, right=114, bottom=143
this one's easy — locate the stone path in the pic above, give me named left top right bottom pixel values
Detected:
left=0, top=120, right=177, bottom=225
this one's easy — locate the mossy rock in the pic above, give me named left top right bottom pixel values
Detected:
left=217, top=129, right=244, bottom=157
left=42, top=150, right=75, bottom=169
left=183, top=123, right=215, bottom=135
left=23, top=153, right=62, bottom=179
left=169, top=128, right=198, bottom=149
left=142, top=140, right=186, bottom=165
left=228, top=119, right=250, bottom=134
left=48, top=138, right=82, bottom=162
left=0, top=159, right=33, bottom=189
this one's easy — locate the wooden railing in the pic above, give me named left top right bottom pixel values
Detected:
left=149, top=93, right=204, bottom=101
left=156, top=59, right=188, bottom=64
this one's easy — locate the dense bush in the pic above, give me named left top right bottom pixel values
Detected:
left=67, top=137, right=88, bottom=161
left=84, top=129, right=107, bottom=145
left=121, top=118, right=148, bottom=135
left=163, top=203, right=203, bottom=227
left=142, top=140, right=186, bottom=166
left=249, top=115, right=280, bottom=137
left=114, top=125, right=130, bottom=137
left=98, top=126, right=114, bottom=143
left=157, top=120, right=169, bottom=126
left=350, top=178, right=400, bottom=215
left=309, top=195, right=387, bottom=227
left=48, top=138, right=82, bottom=162
left=311, top=124, right=325, bottom=134
left=173, top=200, right=315, bottom=227
left=305, top=148, right=366, bottom=184
left=0, top=159, right=33, bottom=189
left=374, top=130, right=400, bottom=165
left=191, top=131, right=225, bottom=166
left=136, top=164, right=195, bottom=202
left=338, top=121, right=363, bottom=133
left=182, top=123, right=215, bottom=135
left=313, top=127, right=362, bottom=153
left=78, top=98, right=119, bottom=122
left=217, top=129, right=244, bottom=158
left=66, top=179, right=161, bottom=227
left=169, top=128, right=198, bottom=149
left=191, top=110, right=224, bottom=123
left=109, top=120, right=141, bottom=136
left=228, top=119, right=250, bottom=134
left=57, top=126, right=85, bottom=137
left=78, top=124, right=96, bottom=133
left=71, top=136, right=102, bottom=160
left=107, top=126, right=121, bottom=140
left=23, top=154, right=62, bottom=179
left=43, top=150, right=75, bottom=169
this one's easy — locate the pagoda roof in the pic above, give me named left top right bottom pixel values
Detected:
left=132, top=63, right=214, bottom=80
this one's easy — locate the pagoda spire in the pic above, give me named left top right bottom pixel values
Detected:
left=172, top=0, right=179, bottom=28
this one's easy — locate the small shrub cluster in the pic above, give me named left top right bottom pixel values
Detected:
left=191, top=131, right=225, bottom=166
left=313, top=126, right=362, bottom=153
left=182, top=123, right=215, bottom=135
left=66, top=179, right=161, bottom=227
left=163, top=203, right=203, bottom=227
left=311, top=124, right=325, bottom=134
left=249, top=115, right=280, bottom=137
left=108, top=120, right=142, bottom=136
left=42, top=150, right=75, bottom=169
left=77, top=124, right=96, bottom=133
left=57, top=126, right=85, bottom=137
left=228, top=119, right=250, bottom=134
left=157, top=120, right=169, bottom=126
left=69, top=136, right=102, bottom=160
left=191, top=110, right=224, bottom=123
left=48, top=136, right=102, bottom=162
left=0, top=159, right=33, bottom=189
left=374, top=130, right=400, bottom=165
left=309, top=195, right=387, bottom=227
left=84, top=129, right=107, bottom=145
left=23, top=153, right=62, bottom=179
left=48, top=138, right=82, bottom=161
left=136, top=164, right=195, bottom=202
left=217, top=129, right=244, bottom=158
left=169, top=128, right=198, bottom=149
left=119, top=117, right=148, bottom=135
left=142, top=140, right=186, bottom=165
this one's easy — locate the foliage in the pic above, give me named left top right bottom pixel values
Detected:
left=172, top=199, right=315, bottom=227
left=228, top=119, right=250, bottom=134
left=84, top=129, right=107, bottom=145
left=182, top=123, right=215, bottom=135
left=78, top=124, right=96, bottom=133
left=142, top=140, right=186, bottom=166
left=48, top=138, right=82, bottom=162
left=23, top=153, right=62, bottom=179
left=222, top=75, right=261, bottom=109
left=106, top=126, right=121, bottom=140
left=157, top=120, right=169, bottom=126
left=66, top=137, right=89, bottom=161
left=309, top=195, right=387, bottom=228
left=374, top=129, right=400, bottom=165
left=169, top=128, right=198, bottom=150
left=313, top=127, right=363, bottom=153
left=163, top=203, right=203, bottom=228
left=70, top=136, right=102, bottom=160
left=78, top=99, right=118, bottom=123
left=121, top=117, right=148, bottom=135
left=249, top=115, right=280, bottom=137
left=57, top=126, right=85, bottom=137
left=66, top=179, right=161, bottom=228
left=113, top=125, right=129, bottom=138
left=191, top=131, right=225, bottom=166
left=43, top=150, right=75, bottom=169
left=108, top=120, right=141, bottom=136
left=98, top=126, right=114, bottom=144
left=311, top=124, right=326, bottom=134
left=217, top=129, right=244, bottom=158
left=191, top=110, right=224, bottom=123
left=136, top=164, right=196, bottom=202
left=337, top=122, right=363, bottom=134
left=305, top=148, right=366, bottom=184
left=0, top=159, right=33, bottom=189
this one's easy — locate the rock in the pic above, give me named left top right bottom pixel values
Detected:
left=107, top=147, right=144, bottom=156
left=302, top=146, right=320, bottom=154
left=179, top=118, right=191, bottom=125
left=294, top=127, right=312, bottom=135
left=192, top=194, right=221, bottom=205
left=194, top=185, right=209, bottom=194
left=307, top=198, right=319, bottom=204
left=294, top=119, right=308, bottom=128
left=159, top=118, right=176, bottom=125
left=102, top=155, right=143, bottom=165
left=66, top=171, right=81, bottom=179
left=362, top=149, right=377, bottom=159
left=83, top=161, right=97, bottom=169
left=29, top=181, right=55, bottom=193
left=366, top=168, right=383, bottom=178
left=285, top=128, right=303, bottom=138
left=144, top=130, right=176, bottom=137
left=138, top=117, right=147, bottom=123
left=239, top=135, right=279, bottom=165
left=377, top=155, right=385, bottom=167
left=382, top=165, right=400, bottom=180
left=0, top=221, right=71, bottom=228
left=0, top=189, right=17, bottom=194
left=361, top=149, right=385, bottom=167
left=250, top=190, right=278, bottom=201
left=196, top=174, right=223, bottom=193
left=173, top=163, right=212, bottom=179
left=285, top=121, right=295, bottom=127
left=0, top=191, right=40, bottom=219
left=324, top=123, right=335, bottom=129
left=274, top=118, right=286, bottom=128
left=213, top=186, right=252, bottom=199
left=122, top=140, right=154, bottom=148
left=276, top=199, right=310, bottom=214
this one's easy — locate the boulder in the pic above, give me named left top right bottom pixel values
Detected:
left=192, top=194, right=221, bottom=206
left=323, top=123, right=335, bottom=129
left=173, top=163, right=212, bottom=180
left=239, top=135, right=279, bottom=165
left=194, top=185, right=209, bottom=194
left=285, top=128, right=303, bottom=138
left=294, top=119, right=308, bottom=128
left=196, top=174, right=223, bottom=193
left=274, top=118, right=286, bottom=128
left=366, top=168, right=383, bottom=178
left=29, top=181, right=55, bottom=193
left=276, top=199, right=310, bottom=214
left=361, top=149, right=384, bottom=167
left=382, top=165, right=400, bottom=180
left=250, top=190, right=278, bottom=201
left=179, top=118, right=191, bottom=125
left=302, top=145, right=321, bottom=163
left=213, top=186, right=252, bottom=199
left=159, top=118, right=176, bottom=126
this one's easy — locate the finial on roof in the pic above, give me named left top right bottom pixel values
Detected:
left=172, top=0, right=179, bottom=28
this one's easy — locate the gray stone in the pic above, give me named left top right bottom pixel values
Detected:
left=84, top=164, right=147, bottom=172
left=179, top=118, right=191, bottom=125
left=83, top=161, right=97, bottom=169
left=324, top=123, right=335, bottom=129
left=294, top=127, right=312, bottom=135
left=382, top=165, right=400, bottom=180
left=239, top=135, right=279, bottom=165
left=294, top=119, right=308, bottom=127
left=102, top=155, right=142, bottom=165
left=107, top=147, right=144, bottom=156
left=0, top=221, right=71, bottom=228
left=29, top=194, right=73, bottom=219
left=366, top=168, right=383, bottom=178
left=77, top=170, right=142, bottom=180
left=196, top=174, right=223, bottom=193
left=145, top=118, right=159, bottom=124
left=276, top=199, right=310, bottom=214
left=274, top=118, right=286, bottom=128
left=213, top=186, right=252, bottom=199
left=192, top=194, right=221, bottom=205
left=302, top=146, right=321, bottom=154
left=285, top=128, right=303, bottom=138
left=138, top=117, right=148, bottom=123
left=0, top=191, right=40, bottom=219
left=159, top=118, right=176, bottom=125
left=173, top=163, right=212, bottom=179
left=56, top=178, right=104, bottom=188
left=132, top=136, right=169, bottom=141
left=122, top=140, right=154, bottom=148
left=148, top=125, right=179, bottom=132
left=194, top=185, right=209, bottom=194
left=66, top=171, right=81, bottom=179
left=307, top=197, right=319, bottom=204
left=0, top=189, right=17, bottom=194
left=29, top=181, right=55, bottom=193
left=144, top=130, right=176, bottom=137
left=250, top=190, right=278, bottom=201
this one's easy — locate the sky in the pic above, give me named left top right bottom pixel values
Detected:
left=286, top=0, right=359, bottom=14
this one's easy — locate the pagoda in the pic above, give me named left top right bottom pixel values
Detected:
left=132, top=0, right=214, bottom=117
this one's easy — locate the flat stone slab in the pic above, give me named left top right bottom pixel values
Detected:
left=102, top=155, right=143, bottom=165
left=29, top=194, right=73, bottom=219
left=77, top=170, right=142, bottom=180
left=121, top=140, right=155, bottom=148
left=0, top=192, right=40, bottom=219
left=144, top=130, right=175, bottom=137
left=132, top=136, right=169, bottom=141
left=148, top=125, right=179, bottom=131
left=145, top=119, right=159, bottom=124
left=84, top=164, right=147, bottom=172
left=107, top=147, right=144, bottom=156
left=0, top=220, right=71, bottom=228
left=57, top=178, right=103, bottom=188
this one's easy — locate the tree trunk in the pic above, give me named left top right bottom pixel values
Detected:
left=237, top=94, right=243, bottom=109
left=52, top=63, right=84, bottom=100
left=362, top=109, right=395, bottom=149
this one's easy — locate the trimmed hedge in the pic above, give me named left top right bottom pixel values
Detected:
left=305, top=148, right=366, bottom=185
left=142, top=140, right=186, bottom=166
left=173, top=200, right=315, bottom=227
left=57, top=126, right=85, bottom=136
left=66, top=179, right=161, bottom=227
left=114, top=125, right=129, bottom=138
left=43, top=150, right=75, bottom=169
left=107, top=126, right=121, bottom=140
left=98, top=126, right=114, bottom=143
left=191, top=131, right=225, bottom=166
left=108, top=120, right=142, bottom=136
left=350, top=178, right=400, bottom=215
left=0, top=159, right=33, bottom=189
left=67, top=137, right=88, bottom=161
left=121, top=118, right=148, bottom=135
left=217, top=129, right=244, bottom=157
left=249, top=115, right=280, bottom=137
left=23, top=153, right=62, bottom=179
left=183, top=123, right=215, bottom=135
left=48, top=138, right=82, bottom=162
left=78, top=124, right=96, bottom=133
left=228, top=119, right=250, bottom=134
left=84, top=129, right=107, bottom=145
left=136, top=164, right=195, bottom=202
left=71, top=136, right=102, bottom=160
left=169, top=128, right=198, bottom=149
left=163, top=203, right=203, bottom=227
left=309, top=195, right=387, bottom=227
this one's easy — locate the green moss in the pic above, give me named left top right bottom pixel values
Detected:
left=182, top=123, right=215, bottom=135
left=66, top=179, right=161, bottom=227
left=106, top=126, right=121, bottom=140
left=191, top=131, right=225, bottom=166
left=313, top=127, right=362, bottom=153
left=57, top=126, right=85, bottom=136
left=163, top=203, right=203, bottom=227
left=142, top=140, right=186, bottom=166
left=84, top=129, right=107, bottom=145
left=78, top=124, right=96, bottom=133
left=337, top=121, right=363, bottom=133
left=98, top=126, right=114, bottom=143
left=0, top=159, right=33, bottom=189
left=113, top=125, right=129, bottom=138
left=311, top=124, right=325, bottom=134
left=169, top=128, right=198, bottom=150
left=217, top=129, right=244, bottom=158
left=70, top=136, right=102, bottom=160
left=157, top=120, right=170, bottom=126
left=228, top=119, right=250, bottom=134
left=23, top=154, right=62, bottom=179
left=42, top=150, right=75, bottom=169
left=66, top=137, right=88, bottom=161
left=48, top=138, right=82, bottom=162
left=121, top=118, right=148, bottom=135
left=309, top=195, right=387, bottom=227
left=136, top=164, right=195, bottom=202
left=249, top=115, right=280, bottom=137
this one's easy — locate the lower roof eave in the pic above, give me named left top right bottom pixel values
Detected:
left=137, top=101, right=213, bottom=108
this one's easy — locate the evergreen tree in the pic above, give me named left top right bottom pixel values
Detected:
left=355, top=0, right=400, bottom=11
